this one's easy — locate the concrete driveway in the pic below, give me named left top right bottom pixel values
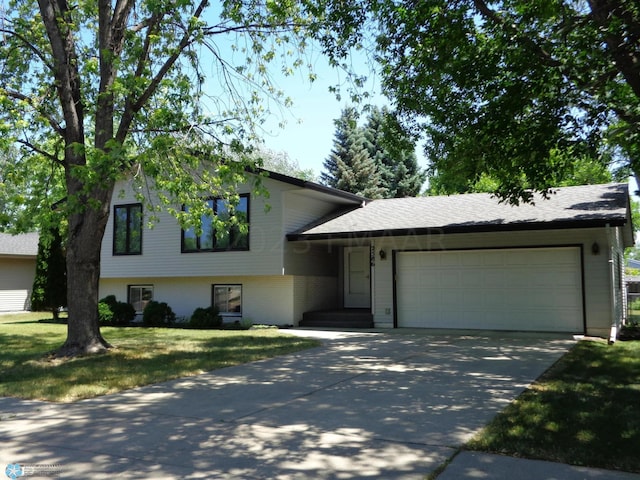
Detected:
left=0, top=330, right=575, bottom=479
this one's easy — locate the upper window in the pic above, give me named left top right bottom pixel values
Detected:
left=182, top=194, right=249, bottom=252
left=113, top=203, right=142, bottom=255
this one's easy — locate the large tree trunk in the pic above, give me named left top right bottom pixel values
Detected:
left=56, top=181, right=114, bottom=357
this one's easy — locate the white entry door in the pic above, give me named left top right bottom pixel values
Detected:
left=344, top=246, right=371, bottom=308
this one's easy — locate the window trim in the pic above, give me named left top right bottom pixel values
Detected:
left=212, top=284, right=242, bottom=317
left=181, top=194, right=250, bottom=253
left=113, top=203, right=143, bottom=255
left=127, top=284, right=154, bottom=314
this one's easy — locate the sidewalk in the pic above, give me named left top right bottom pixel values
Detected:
left=440, top=451, right=640, bottom=480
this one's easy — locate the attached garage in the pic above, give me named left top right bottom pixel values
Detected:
left=395, top=247, right=584, bottom=332
left=288, top=182, right=634, bottom=338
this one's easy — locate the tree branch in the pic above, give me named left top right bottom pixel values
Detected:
left=3, top=87, right=65, bottom=136
left=15, top=138, right=62, bottom=165
left=115, top=0, right=209, bottom=143
left=472, top=0, right=561, bottom=68
left=0, top=27, right=55, bottom=72
left=37, top=0, right=85, bottom=152
left=588, top=0, right=640, bottom=99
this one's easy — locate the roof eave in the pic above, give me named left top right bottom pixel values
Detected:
left=250, top=168, right=367, bottom=205
left=287, top=218, right=629, bottom=242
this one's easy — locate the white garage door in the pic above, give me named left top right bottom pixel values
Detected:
left=396, top=247, right=583, bottom=332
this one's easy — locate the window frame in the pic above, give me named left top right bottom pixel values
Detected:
left=212, top=284, right=242, bottom=317
left=127, top=285, right=154, bottom=315
left=113, top=203, right=143, bottom=255
left=181, top=194, right=250, bottom=253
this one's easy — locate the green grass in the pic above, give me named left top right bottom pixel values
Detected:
left=0, top=312, right=320, bottom=402
left=467, top=339, right=640, bottom=473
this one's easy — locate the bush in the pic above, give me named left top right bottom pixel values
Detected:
left=111, top=301, right=136, bottom=326
left=189, top=306, right=222, bottom=329
left=98, top=302, right=114, bottom=325
left=143, top=301, right=176, bottom=327
left=98, top=295, right=136, bottom=326
left=222, top=317, right=253, bottom=330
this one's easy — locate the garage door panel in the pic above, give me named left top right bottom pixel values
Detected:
left=396, top=247, right=583, bottom=332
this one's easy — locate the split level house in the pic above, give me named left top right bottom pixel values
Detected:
left=99, top=170, right=634, bottom=338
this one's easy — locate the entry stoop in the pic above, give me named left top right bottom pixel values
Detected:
left=299, top=309, right=374, bottom=328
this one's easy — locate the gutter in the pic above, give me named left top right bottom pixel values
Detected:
left=287, top=218, right=629, bottom=242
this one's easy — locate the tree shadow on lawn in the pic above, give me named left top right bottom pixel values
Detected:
left=467, top=339, right=640, bottom=473
left=0, top=332, right=576, bottom=478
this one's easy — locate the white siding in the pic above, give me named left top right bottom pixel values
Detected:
left=102, top=176, right=358, bottom=279
left=99, top=174, right=365, bottom=326
left=0, top=257, right=36, bottom=311
left=283, top=191, right=345, bottom=276
left=371, top=228, right=615, bottom=336
left=102, top=179, right=287, bottom=278
left=293, top=276, right=339, bottom=323
left=100, top=275, right=295, bottom=325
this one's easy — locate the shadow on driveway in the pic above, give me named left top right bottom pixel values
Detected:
left=0, top=330, right=574, bottom=479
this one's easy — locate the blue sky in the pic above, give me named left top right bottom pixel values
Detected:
left=257, top=57, right=389, bottom=177
left=199, top=5, right=427, bottom=180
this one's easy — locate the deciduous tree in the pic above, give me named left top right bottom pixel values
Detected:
left=312, top=0, right=640, bottom=202
left=0, top=0, right=322, bottom=355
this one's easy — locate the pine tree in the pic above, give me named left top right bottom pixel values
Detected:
left=322, top=107, right=386, bottom=198
left=334, top=144, right=386, bottom=198
left=320, top=107, right=361, bottom=188
left=363, top=107, right=426, bottom=197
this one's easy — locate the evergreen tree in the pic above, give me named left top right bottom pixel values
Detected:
left=363, top=107, right=426, bottom=197
left=322, top=107, right=386, bottom=198
left=334, top=145, right=386, bottom=198
left=322, top=106, right=425, bottom=198
left=320, top=107, right=361, bottom=188
left=31, top=223, right=67, bottom=320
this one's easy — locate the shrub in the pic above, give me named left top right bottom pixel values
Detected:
left=189, top=306, right=222, bottom=329
left=143, top=301, right=176, bottom=327
left=629, top=298, right=640, bottom=311
left=98, top=302, right=114, bottom=325
left=222, top=317, right=253, bottom=330
left=111, top=302, right=136, bottom=326
left=98, top=295, right=135, bottom=326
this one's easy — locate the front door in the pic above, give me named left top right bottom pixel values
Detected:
left=343, top=246, right=371, bottom=308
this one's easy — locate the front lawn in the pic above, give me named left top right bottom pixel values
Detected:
left=466, top=339, right=640, bottom=473
left=0, top=312, right=319, bottom=402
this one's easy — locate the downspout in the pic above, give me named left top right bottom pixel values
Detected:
left=607, top=224, right=618, bottom=344
left=370, top=243, right=375, bottom=319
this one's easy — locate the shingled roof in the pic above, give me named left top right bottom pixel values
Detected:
left=0, top=232, right=39, bottom=257
left=287, top=183, right=632, bottom=242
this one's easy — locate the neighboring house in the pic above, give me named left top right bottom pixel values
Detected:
left=0, top=232, right=39, bottom=312
left=627, top=259, right=640, bottom=270
left=99, top=173, right=633, bottom=338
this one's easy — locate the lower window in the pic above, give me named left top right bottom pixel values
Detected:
left=213, top=284, right=242, bottom=316
left=129, top=285, right=154, bottom=314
